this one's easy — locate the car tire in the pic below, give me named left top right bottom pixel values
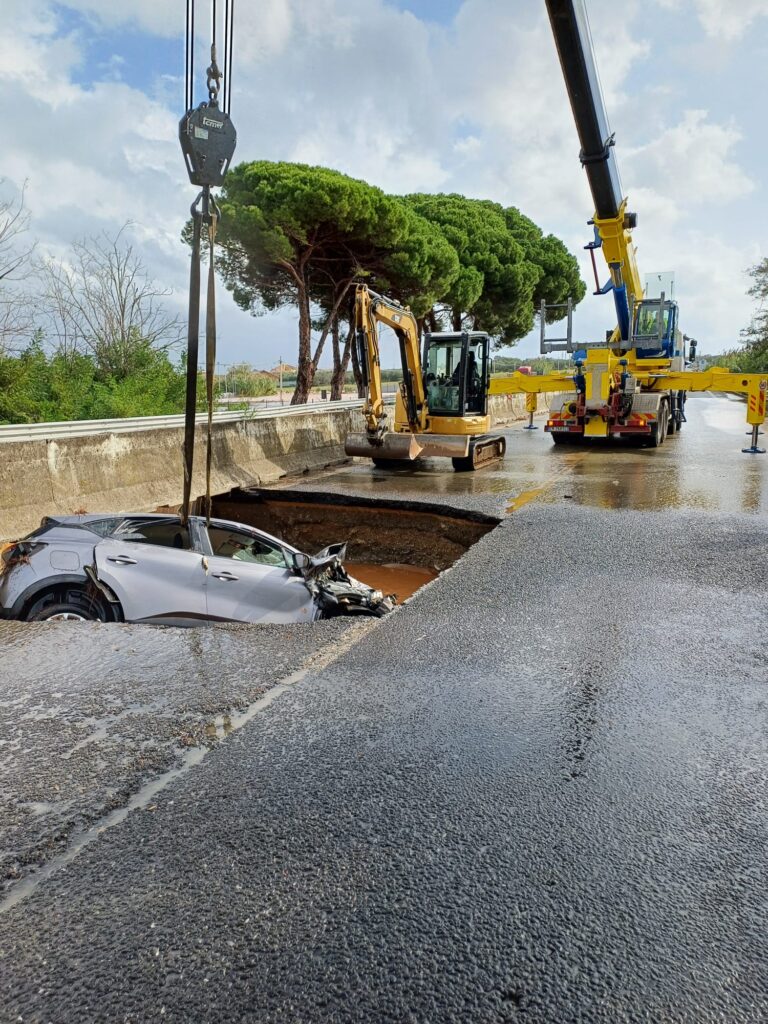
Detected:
left=26, top=590, right=113, bottom=623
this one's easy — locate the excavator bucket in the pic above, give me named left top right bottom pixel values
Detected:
left=344, top=431, right=424, bottom=461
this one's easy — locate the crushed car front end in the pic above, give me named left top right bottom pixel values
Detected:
left=291, top=543, right=396, bottom=619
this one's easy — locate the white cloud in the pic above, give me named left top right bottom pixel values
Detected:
left=658, top=0, right=768, bottom=41
left=624, top=109, right=754, bottom=205
left=0, top=0, right=763, bottom=368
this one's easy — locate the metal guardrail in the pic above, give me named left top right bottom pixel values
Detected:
left=0, top=398, right=375, bottom=443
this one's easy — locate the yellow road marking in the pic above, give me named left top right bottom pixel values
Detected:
left=505, top=450, right=590, bottom=515
left=506, top=485, right=551, bottom=513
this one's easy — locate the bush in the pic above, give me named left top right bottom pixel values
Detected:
left=0, top=340, right=189, bottom=424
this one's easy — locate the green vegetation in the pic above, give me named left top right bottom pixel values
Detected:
left=733, top=258, right=768, bottom=372
left=0, top=206, right=192, bottom=423
left=403, top=194, right=584, bottom=342
left=214, top=161, right=459, bottom=403
left=219, top=363, right=277, bottom=397
left=0, top=338, right=188, bottom=424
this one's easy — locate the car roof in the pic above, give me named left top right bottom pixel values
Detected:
left=43, top=513, right=179, bottom=525
left=36, top=512, right=300, bottom=554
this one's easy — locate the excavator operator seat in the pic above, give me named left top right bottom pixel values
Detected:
left=424, top=332, right=489, bottom=417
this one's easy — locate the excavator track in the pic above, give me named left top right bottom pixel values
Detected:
left=452, top=434, right=506, bottom=472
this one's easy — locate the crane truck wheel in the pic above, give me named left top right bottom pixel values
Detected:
left=646, top=403, right=669, bottom=448
left=667, top=396, right=679, bottom=434
left=661, top=402, right=670, bottom=442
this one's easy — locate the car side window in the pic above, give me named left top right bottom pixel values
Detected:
left=207, top=526, right=287, bottom=567
left=116, top=520, right=192, bottom=550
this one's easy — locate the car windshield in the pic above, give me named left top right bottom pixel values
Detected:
left=207, top=526, right=288, bottom=567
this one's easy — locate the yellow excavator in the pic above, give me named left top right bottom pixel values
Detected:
left=344, top=284, right=507, bottom=470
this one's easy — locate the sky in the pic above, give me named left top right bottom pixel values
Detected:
left=2, top=0, right=768, bottom=371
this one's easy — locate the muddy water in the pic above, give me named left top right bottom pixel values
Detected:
left=346, top=562, right=438, bottom=603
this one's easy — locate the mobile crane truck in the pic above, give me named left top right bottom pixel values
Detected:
left=344, top=283, right=507, bottom=470
left=490, top=0, right=768, bottom=454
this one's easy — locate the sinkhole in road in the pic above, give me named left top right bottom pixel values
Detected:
left=211, top=488, right=499, bottom=604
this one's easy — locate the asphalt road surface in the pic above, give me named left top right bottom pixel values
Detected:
left=1, top=393, right=767, bottom=1023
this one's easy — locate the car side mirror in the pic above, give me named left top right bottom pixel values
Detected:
left=291, top=551, right=312, bottom=574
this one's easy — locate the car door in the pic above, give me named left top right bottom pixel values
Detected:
left=95, top=524, right=208, bottom=625
left=203, top=523, right=316, bottom=624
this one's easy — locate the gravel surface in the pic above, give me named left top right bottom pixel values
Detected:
left=0, top=617, right=363, bottom=888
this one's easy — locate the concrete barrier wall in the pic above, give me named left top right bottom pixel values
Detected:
left=489, top=392, right=555, bottom=425
left=0, top=406, right=366, bottom=540
left=0, top=393, right=556, bottom=540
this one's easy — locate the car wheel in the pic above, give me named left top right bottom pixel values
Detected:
left=26, top=590, right=113, bottom=623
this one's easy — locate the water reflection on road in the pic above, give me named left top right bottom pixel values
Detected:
left=299, top=394, right=768, bottom=518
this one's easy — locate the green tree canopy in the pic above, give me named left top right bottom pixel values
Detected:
left=503, top=206, right=586, bottom=325
left=739, top=258, right=768, bottom=372
left=215, top=161, right=458, bottom=402
left=0, top=337, right=188, bottom=424
left=404, top=193, right=585, bottom=346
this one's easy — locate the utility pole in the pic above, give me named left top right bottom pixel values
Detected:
left=279, top=356, right=284, bottom=406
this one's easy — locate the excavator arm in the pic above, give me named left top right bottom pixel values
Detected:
left=354, top=284, right=427, bottom=436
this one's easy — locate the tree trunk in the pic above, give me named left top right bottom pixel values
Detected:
left=329, top=315, right=341, bottom=400
left=303, top=281, right=354, bottom=400
left=428, top=309, right=439, bottom=333
left=291, top=275, right=312, bottom=404
left=331, top=320, right=354, bottom=400
left=451, top=308, right=462, bottom=331
left=350, top=327, right=364, bottom=397
left=310, top=312, right=334, bottom=384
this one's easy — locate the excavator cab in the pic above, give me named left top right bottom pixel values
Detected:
left=423, top=332, right=490, bottom=417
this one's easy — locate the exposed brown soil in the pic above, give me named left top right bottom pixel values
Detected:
left=211, top=490, right=497, bottom=571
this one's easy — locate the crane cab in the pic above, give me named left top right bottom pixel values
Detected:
left=632, top=296, right=682, bottom=360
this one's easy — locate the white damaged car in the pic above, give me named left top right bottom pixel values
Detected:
left=0, top=513, right=394, bottom=625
